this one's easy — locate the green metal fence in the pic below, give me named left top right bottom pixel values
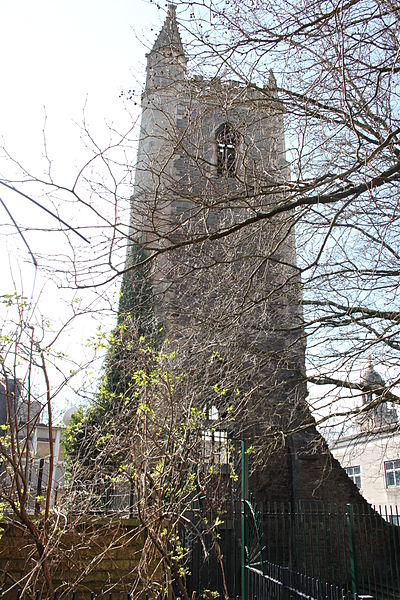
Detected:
left=187, top=436, right=400, bottom=599
left=258, top=501, right=400, bottom=600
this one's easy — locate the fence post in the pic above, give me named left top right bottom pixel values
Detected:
left=241, top=438, right=249, bottom=600
left=346, top=504, right=358, bottom=600
left=281, top=566, right=291, bottom=600
left=129, top=480, right=135, bottom=519
left=34, top=458, right=45, bottom=515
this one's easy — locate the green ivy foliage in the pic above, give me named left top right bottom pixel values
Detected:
left=107, top=242, right=156, bottom=397
left=64, top=242, right=160, bottom=469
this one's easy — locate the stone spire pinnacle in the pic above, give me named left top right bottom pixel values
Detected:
left=149, top=4, right=185, bottom=57
left=268, top=69, right=277, bottom=89
left=145, top=3, right=187, bottom=91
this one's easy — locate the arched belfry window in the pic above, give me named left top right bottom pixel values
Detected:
left=216, top=123, right=237, bottom=176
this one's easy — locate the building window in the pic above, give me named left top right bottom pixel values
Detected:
left=208, top=405, right=219, bottom=421
left=362, top=391, right=374, bottom=405
left=202, top=429, right=228, bottom=465
left=216, top=123, right=237, bottom=176
left=385, top=459, right=400, bottom=487
left=345, top=465, right=361, bottom=488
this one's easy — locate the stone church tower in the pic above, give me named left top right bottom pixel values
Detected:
left=128, top=5, right=363, bottom=505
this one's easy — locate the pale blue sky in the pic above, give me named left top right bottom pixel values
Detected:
left=0, top=0, right=165, bottom=165
left=0, top=0, right=169, bottom=291
left=0, top=0, right=170, bottom=411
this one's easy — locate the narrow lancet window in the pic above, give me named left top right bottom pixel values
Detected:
left=216, top=123, right=237, bottom=176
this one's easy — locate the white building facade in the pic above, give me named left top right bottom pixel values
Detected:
left=331, top=364, right=400, bottom=514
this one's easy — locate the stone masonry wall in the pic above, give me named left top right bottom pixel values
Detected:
left=0, top=519, right=144, bottom=599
